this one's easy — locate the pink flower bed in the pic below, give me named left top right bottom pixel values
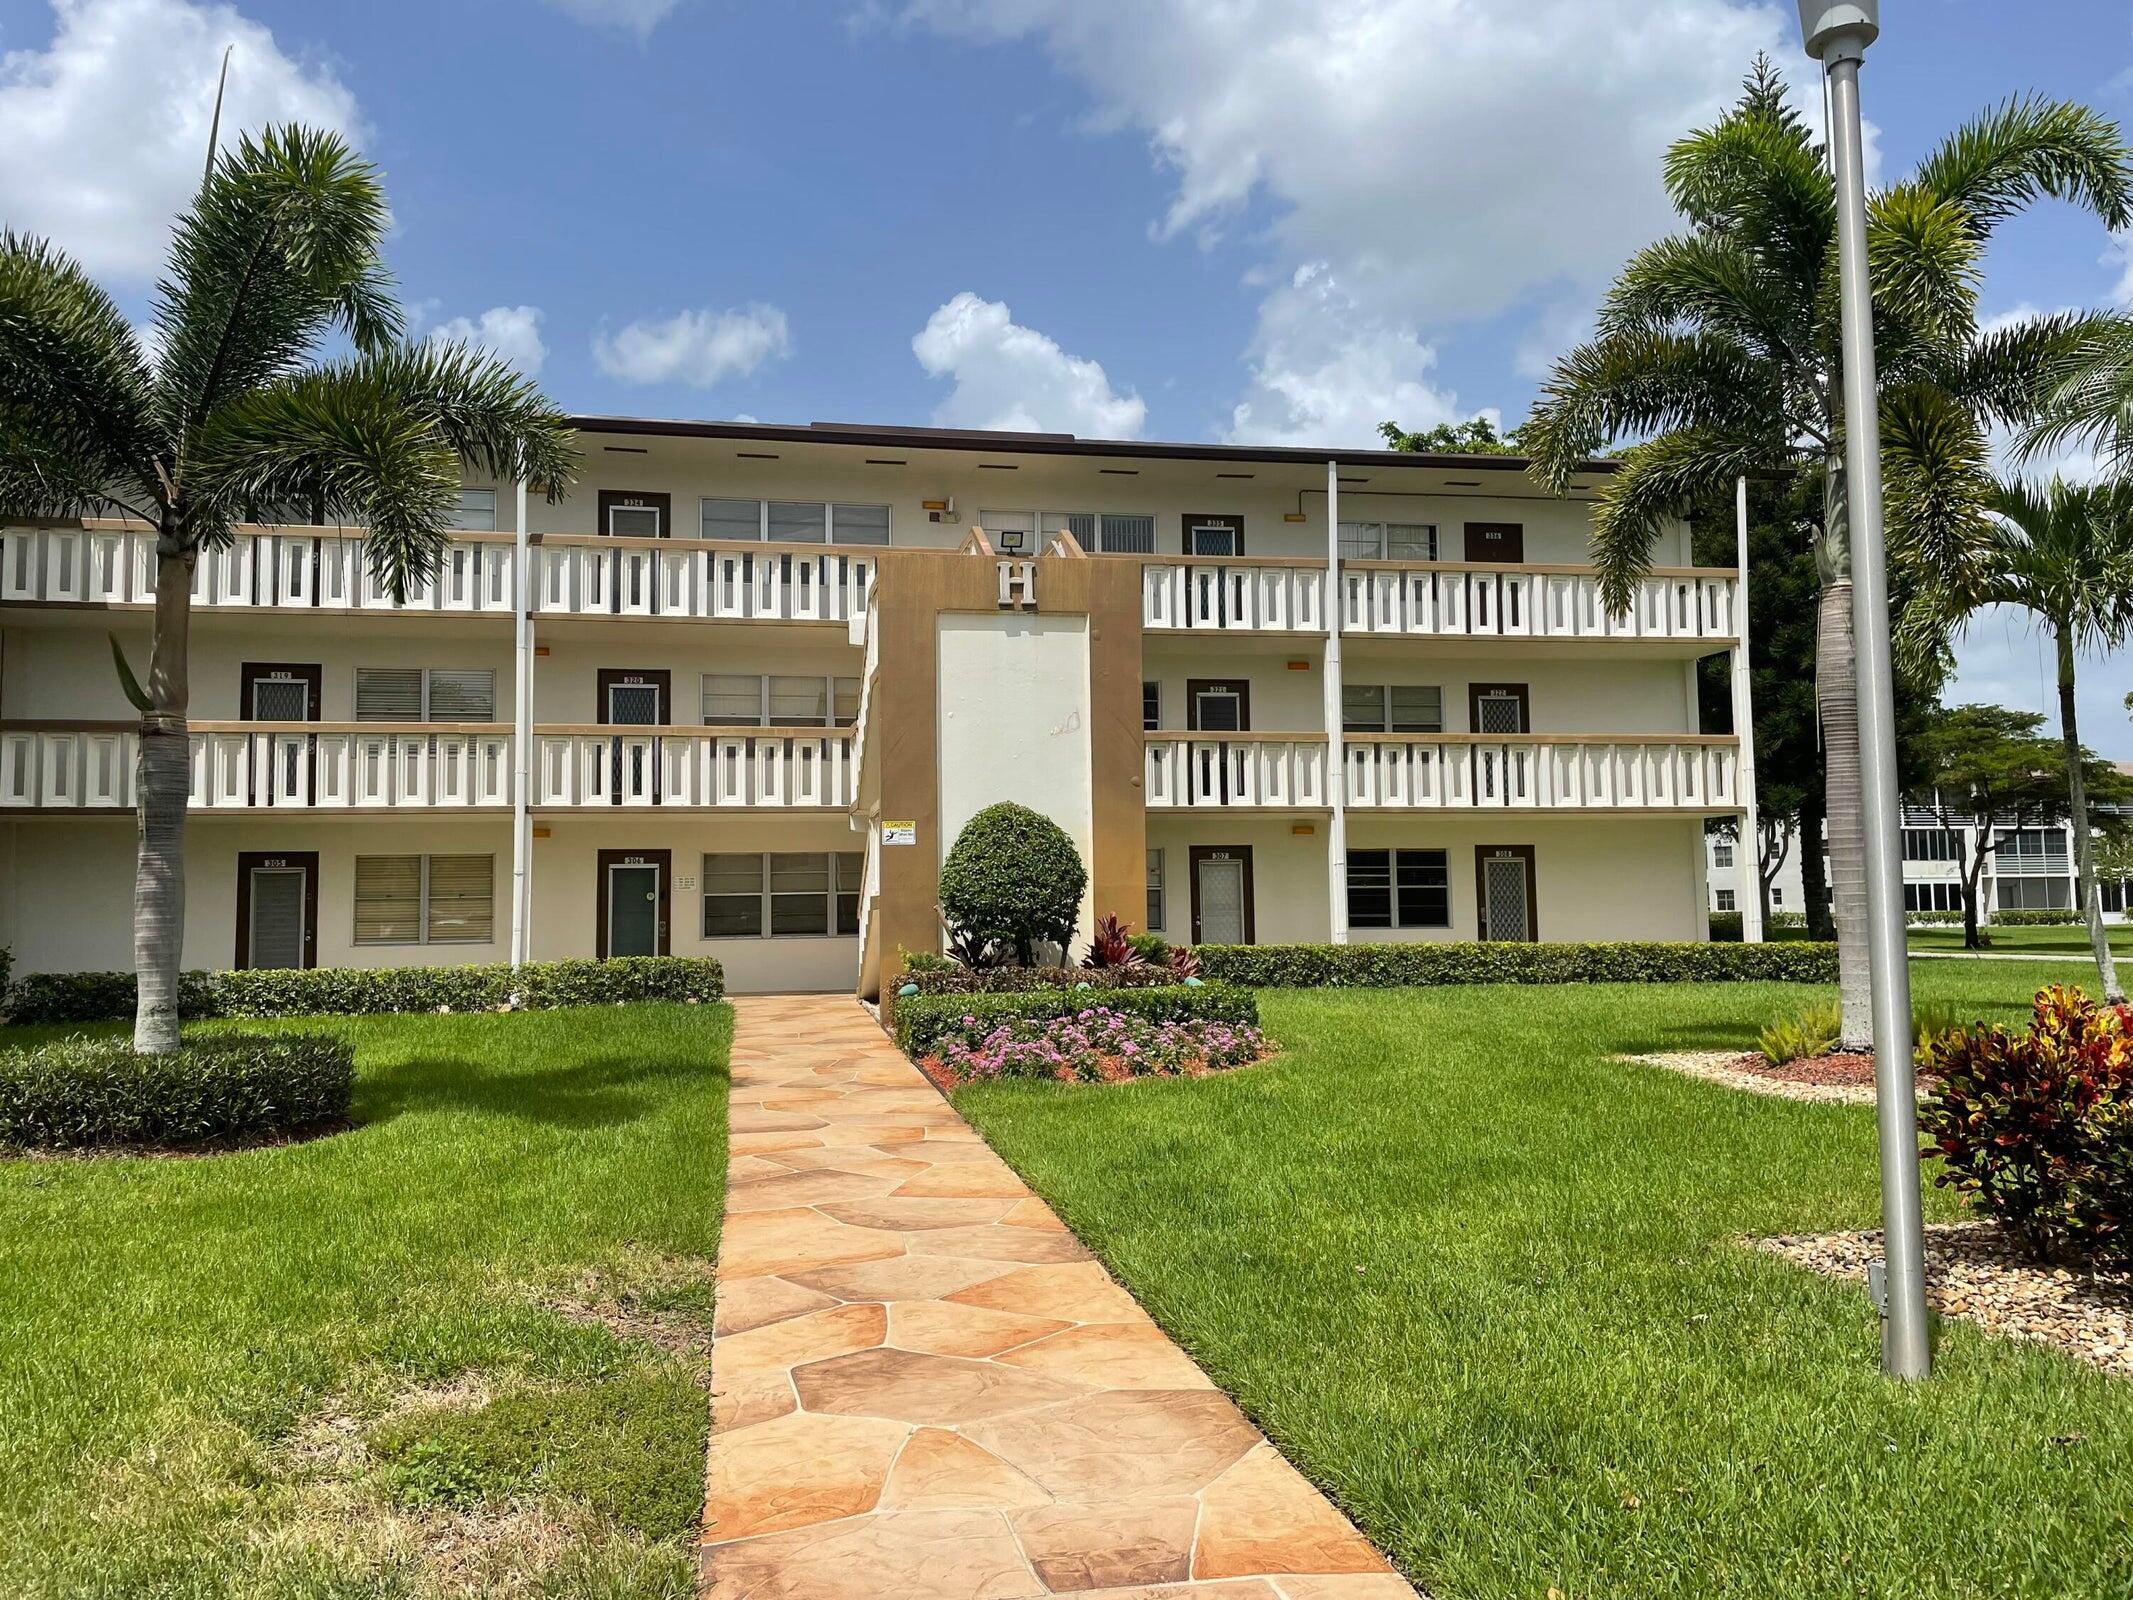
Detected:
left=921, top=1007, right=1270, bottom=1089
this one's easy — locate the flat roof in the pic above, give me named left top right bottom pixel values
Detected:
left=562, top=415, right=1617, bottom=477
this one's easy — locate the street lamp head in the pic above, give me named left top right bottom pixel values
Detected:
left=1797, top=0, right=1878, bottom=61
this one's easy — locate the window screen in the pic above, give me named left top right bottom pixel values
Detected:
left=702, top=675, right=765, bottom=726
left=833, top=678, right=861, bottom=727
left=1716, top=888, right=1737, bottom=911
left=769, top=853, right=830, bottom=934
left=768, top=501, right=827, bottom=542
left=1143, top=682, right=1160, bottom=731
left=1343, top=684, right=1443, bottom=733
left=1347, top=850, right=1393, bottom=927
left=426, top=670, right=495, bottom=721
left=1147, top=848, right=1165, bottom=931
left=451, top=489, right=498, bottom=532
left=1347, top=849, right=1449, bottom=929
left=1041, top=512, right=1092, bottom=551
left=832, top=504, right=890, bottom=546
left=836, top=852, right=864, bottom=935
left=426, top=856, right=494, bottom=942
left=354, top=855, right=422, bottom=943
left=356, top=668, right=494, bottom=722
left=702, top=498, right=761, bottom=540
left=1101, top=514, right=1155, bottom=554
left=608, top=503, right=662, bottom=538
left=769, top=676, right=830, bottom=726
left=702, top=854, right=765, bottom=937
left=354, top=668, right=423, bottom=722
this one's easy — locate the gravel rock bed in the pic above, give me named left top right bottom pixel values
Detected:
left=1756, top=1224, right=2133, bottom=1378
left=1624, top=1049, right=1878, bottom=1105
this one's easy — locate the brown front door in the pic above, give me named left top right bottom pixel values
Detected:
left=1475, top=845, right=1538, bottom=942
left=597, top=848, right=672, bottom=957
left=236, top=850, right=319, bottom=969
left=1185, top=679, right=1252, bottom=732
left=1463, top=522, right=1524, bottom=563
left=241, top=662, right=323, bottom=721
left=1188, top=845, right=1255, bottom=945
left=1467, top=682, right=1530, bottom=734
left=596, top=669, right=671, bottom=725
left=598, top=490, right=673, bottom=538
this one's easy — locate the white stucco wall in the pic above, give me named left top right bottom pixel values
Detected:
left=936, top=612, right=1097, bottom=945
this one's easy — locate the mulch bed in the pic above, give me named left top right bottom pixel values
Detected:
left=1755, top=1224, right=2133, bottom=1379
left=1626, top=1049, right=1884, bottom=1105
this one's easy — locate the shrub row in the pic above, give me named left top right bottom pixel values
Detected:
left=1990, top=909, right=2087, bottom=927
left=893, top=982, right=1257, bottom=1057
left=1191, top=940, right=1840, bottom=988
left=1709, top=912, right=1743, bottom=943
left=899, top=964, right=1184, bottom=996
left=0, top=1032, right=354, bottom=1150
left=5, top=957, right=725, bottom=1025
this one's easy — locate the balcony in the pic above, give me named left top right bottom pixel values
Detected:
left=1143, top=734, right=1330, bottom=809
left=1337, top=563, right=1736, bottom=644
left=1141, top=559, right=1327, bottom=633
left=0, top=723, right=856, bottom=811
left=1340, top=734, right=1739, bottom=811
left=0, top=523, right=876, bottom=626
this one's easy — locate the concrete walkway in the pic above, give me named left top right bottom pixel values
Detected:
left=702, top=994, right=1416, bottom=1600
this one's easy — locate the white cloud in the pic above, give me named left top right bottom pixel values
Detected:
left=427, top=304, right=548, bottom=376
left=913, top=292, right=1147, bottom=437
left=592, top=304, right=791, bottom=387
left=1226, top=265, right=1460, bottom=447
left=0, top=0, right=363, bottom=282
left=900, top=0, right=1785, bottom=435
left=539, top=0, right=686, bottom=36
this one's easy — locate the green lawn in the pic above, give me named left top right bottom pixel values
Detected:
left=0, top=1003, right=731, bottom=1600
left=1908, top=923, right=2133, bottom=956
left=955, top=959, right=2131, bottom=1600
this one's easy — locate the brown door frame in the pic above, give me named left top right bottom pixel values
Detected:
left=1467, top=682, right=1530, bottom=734
left=597, top=489, right=673, bottom=538
left=240, top=662, right=323, bottom=720
left=1181, top=513, right=1245, bottom=556
left=596, top=848, right=673, bottom=957
left=235, top=850, right=320, bottom=969
left=1474, top=845, right=1539, bottom=943
left=1184, top=678, right=1253, bottom=732
left=1188, top=844, right=1256, bottom=945
left=595, top=668, right=672, bottom=725
left=1463, top=521, right=1525, bottom=562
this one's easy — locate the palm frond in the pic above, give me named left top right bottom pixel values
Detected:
left=337, top=340, right=580, bottom=495
left=152, top=125, right=400, bottom=452
left=1911, top=96, right=2133, bottom=237
left=0, top=231, right=161, bottom=518
left=1588, top=429, right=1765, bottom=614
left=1982, top=476, right=2133, bottom=649
left=1663, top=59, right=1832, bottom=291
left=2025, top=316, right=2133, bottom=468
left=1939, top=309, right=2122, bottom=430
left=1879, top=381, right=1996, bottom=602
left=1594, top=232, right=1813, bottom=368
left=1865, top=185, right=1981, bottom=346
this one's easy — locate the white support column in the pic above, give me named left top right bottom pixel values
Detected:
left=511, top=477, right=533, bottom=969
left=1324, top=460, right=1349, bottom=944
left=1732, top=474, right=1764, bottom=943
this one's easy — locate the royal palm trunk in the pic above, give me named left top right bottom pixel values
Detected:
left=1814, top=462, right=1874, bottom=1051
left=2057, top=626, right=2124, bottom=1004
left=133, top=536, right=194, bottom=1053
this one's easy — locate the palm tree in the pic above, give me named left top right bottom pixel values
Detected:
left=0, top=126, right=578, bottom=1050
left=1523, top=59, right=2133, bottom=1047
left=1951, top=478, right=2133, bottom=1001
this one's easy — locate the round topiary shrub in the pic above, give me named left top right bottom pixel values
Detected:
left=938, top=802, right=1088, bottom=966
left=0, top=1032, right=355, bottom=1151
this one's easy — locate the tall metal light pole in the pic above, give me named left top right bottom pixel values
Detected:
left=1798, top=0, right=1932, bottom=1379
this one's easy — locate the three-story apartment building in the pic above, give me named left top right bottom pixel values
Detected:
left=0, top=419, right=1750, bottom=995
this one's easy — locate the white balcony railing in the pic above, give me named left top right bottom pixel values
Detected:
left=1337, top=563, right=1737, bottom=643
left=1142, top=560, right=1327, bottom=633
left=0, top=524, right=876, bottom=626
left=1340, top=734, right=1739, bottom=810
left=532, top=728, right=855, bottom=808
left=1, top=724, right=854, bottom=811
left=1142, top=735, right=1330, bottom=808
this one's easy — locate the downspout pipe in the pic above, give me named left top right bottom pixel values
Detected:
left=511, top=477, right=531, bottom=970
left=1733, top=475, right=1764, bottom=943
left=1324, top=460, right=1349, bottom=943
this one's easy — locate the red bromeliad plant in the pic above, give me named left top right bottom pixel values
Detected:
left=1080, top=914, right=1148, bottom=971
left=1920, top=985, right=2133, bottom=1265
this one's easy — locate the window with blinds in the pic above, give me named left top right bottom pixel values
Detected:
left=355, top=855, right=495, bottom=944
left=355, top=668, right=496, bottom=722
left=699, top=498, right=891, bottom=545
left=699, top=674, right=859, bottom=727
left=702, top=852, right=864, bottom=939
left=1099, top=513, right=1155, bottom=554
left=450, top=489, right=498, bottom=532
left=1347, top=849, right=1450, bottom=929
left=1342, top=684, right=1443, bottom=733
left=1338, top=521, right=1436, bottom=561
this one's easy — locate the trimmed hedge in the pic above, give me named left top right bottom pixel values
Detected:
left=1991, top=909, right=2086, bottom=927
left=1192, top=940, right=1839, bottom=988
left=0, top=1032, right=354, bottom=1150
left=893, top=982, right=1257, bottom=1057
left=5, top=957, right=724, bottom=1026
left=1709, top=912, right=1744, bottom=943
left=900, top=965, right=1185, bottom=997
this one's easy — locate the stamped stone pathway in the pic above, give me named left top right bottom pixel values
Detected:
left=702, top=994, right=1419, bottom=1600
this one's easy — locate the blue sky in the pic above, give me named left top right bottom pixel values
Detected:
left=2, top=0, right=2131, bottom=752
